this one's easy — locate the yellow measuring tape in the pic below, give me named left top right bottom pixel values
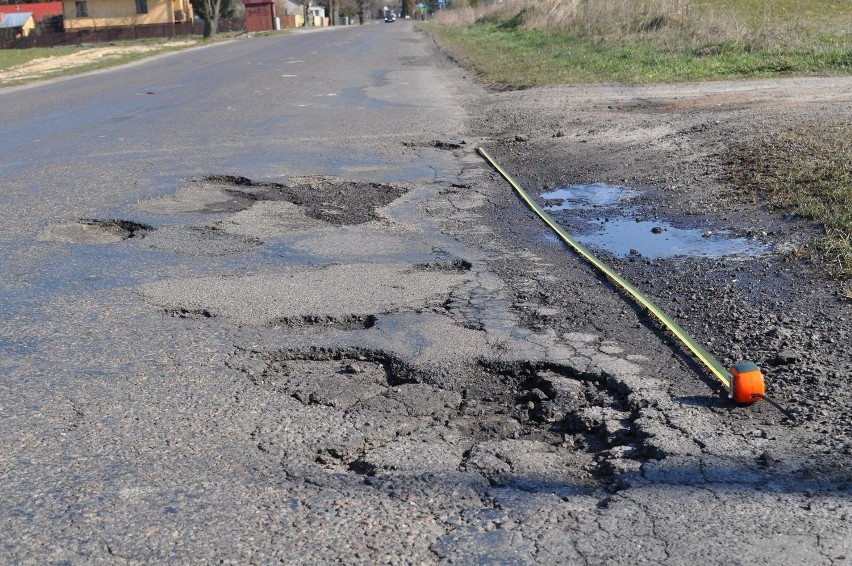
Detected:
left=478, top=147, right=733, bottom=390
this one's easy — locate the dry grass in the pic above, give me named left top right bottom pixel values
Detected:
left=0, top=39, right=198, bottom=88
left=432, top=0, right=850, bottom=51
left=726, top=122, right=852, bottom=281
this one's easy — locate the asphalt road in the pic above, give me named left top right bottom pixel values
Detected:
left=1, top=22, right=849, bottom=564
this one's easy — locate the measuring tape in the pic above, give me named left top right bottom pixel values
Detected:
left=477, top=146, right=767, bottom=403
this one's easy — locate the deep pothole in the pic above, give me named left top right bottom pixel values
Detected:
left=198, top=175, right=408, bottom=225
left=268, top=314, right=378, bottom=331
left=232, top=346, right=645, bottom=486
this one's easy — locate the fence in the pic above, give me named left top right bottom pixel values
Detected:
left=1, top=18, right=244, bottom=49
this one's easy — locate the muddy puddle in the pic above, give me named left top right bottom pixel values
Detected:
left=541, top=184, right=769, bottom=259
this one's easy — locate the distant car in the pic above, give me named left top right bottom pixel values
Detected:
left=385, top=12, right=396, bottom=22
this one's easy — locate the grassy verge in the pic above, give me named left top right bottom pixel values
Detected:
left=428, top=23, right=849, bottom=85
left=726, top=123, right=852, bottom=286
left=0, top=39, right=200, bottom=88
left=422, top=0, right=851, bottom=86
left=426, top=0, right=851, bottom=290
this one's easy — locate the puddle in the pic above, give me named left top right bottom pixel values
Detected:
left=541, top=184, right=768, bottom=259
left=541, top=184, right=639, bottom=210
left=576, top=217, right=766, bottom=259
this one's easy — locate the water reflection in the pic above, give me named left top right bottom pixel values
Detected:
left=541, top=184, right=768, bottom=259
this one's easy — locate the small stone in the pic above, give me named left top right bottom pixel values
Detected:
left=766, top=326, right=792, bottom=340
left=293, top=391, right=310, bottom=405
left=770, top=349, right=801, bottom=366
left=757, top=451, right=778, bottom=467
left=515, top=134, right=528, bottom=142
left=651, top=226, right=664, bottom=234
left=529, top=388, right=548, bottom=401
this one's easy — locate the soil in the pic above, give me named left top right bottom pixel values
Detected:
left=453, top=76, right=852, bottom=483
left=0, top=41, right=194, bottom=84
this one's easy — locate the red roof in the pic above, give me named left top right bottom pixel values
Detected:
left=0, top=2, right=62, bottom=22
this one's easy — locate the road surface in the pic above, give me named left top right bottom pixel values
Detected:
left=1, top=22, right=849, bottom=564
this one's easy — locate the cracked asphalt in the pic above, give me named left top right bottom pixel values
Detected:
left=1, top=22, right=849, bottom=564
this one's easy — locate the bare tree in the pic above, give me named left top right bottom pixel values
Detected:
left=192, top=0, right=235, bottom=38
left=199, top=0, right=221, bottom=37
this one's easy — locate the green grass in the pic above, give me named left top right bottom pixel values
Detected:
left=423, top=0, right=851, bottom=86
left=727, top=123, right=852, bottom=283
left=696, top=0, right=851, bottom=26
left=427, top=0, right=852, bottom=288
left=0, top=39, right=199, bottom=88
left=426, top=23, right=851, bottom=86
left=0, top=46, right=83, bottom=70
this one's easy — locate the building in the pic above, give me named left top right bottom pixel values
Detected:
left=306, top=4, right=326, bottom=26
left=0, top=12, right=36, bottom=37
left=61, top=0, right=194, bottom=30
left=0, top=2, right=63, bottom=23
left=243, top=0, right=275, bottom=32
left=279, top=0, right=303, bottom=27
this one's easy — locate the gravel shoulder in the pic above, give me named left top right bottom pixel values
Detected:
left=458, top=75, right=852, bottom=443
left=425, top=61, right=852, bottom=560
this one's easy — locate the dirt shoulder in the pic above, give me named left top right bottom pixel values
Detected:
left=0, top=41, right=196, bottom=86
left=454, top=74, right=852, bottom=478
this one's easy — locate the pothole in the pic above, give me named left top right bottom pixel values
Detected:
left=412, top=259, right=473, bottom=272
left=136, top=264, right=471, bottom=325
left=232, top=346, right=645, bottom=487
left=162, top=307, right=215, bottom=319
left=135, top=184, right=255, bottom=215
left=541, top=184, right=769, bottom=259
left=37, top=219, right=153, bottom=244
left=268, top=314, right=378, bottom=331
left=142, top=225, right=262, bottom=257
left=431, top=139, right=465, bottom=150
left=402, top=139, right=465, bottom=150
left=199, top=174, right=408, bottom=225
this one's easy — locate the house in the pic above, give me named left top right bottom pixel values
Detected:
left=280, top=0, right=300, bottom=15
left=0, top=12, right=36, bottom=37
left=306, top=4, right=326, bottom=26
left=0, top=2, right=63, bottom=23
left=61, top=0, right=194, bottom=30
